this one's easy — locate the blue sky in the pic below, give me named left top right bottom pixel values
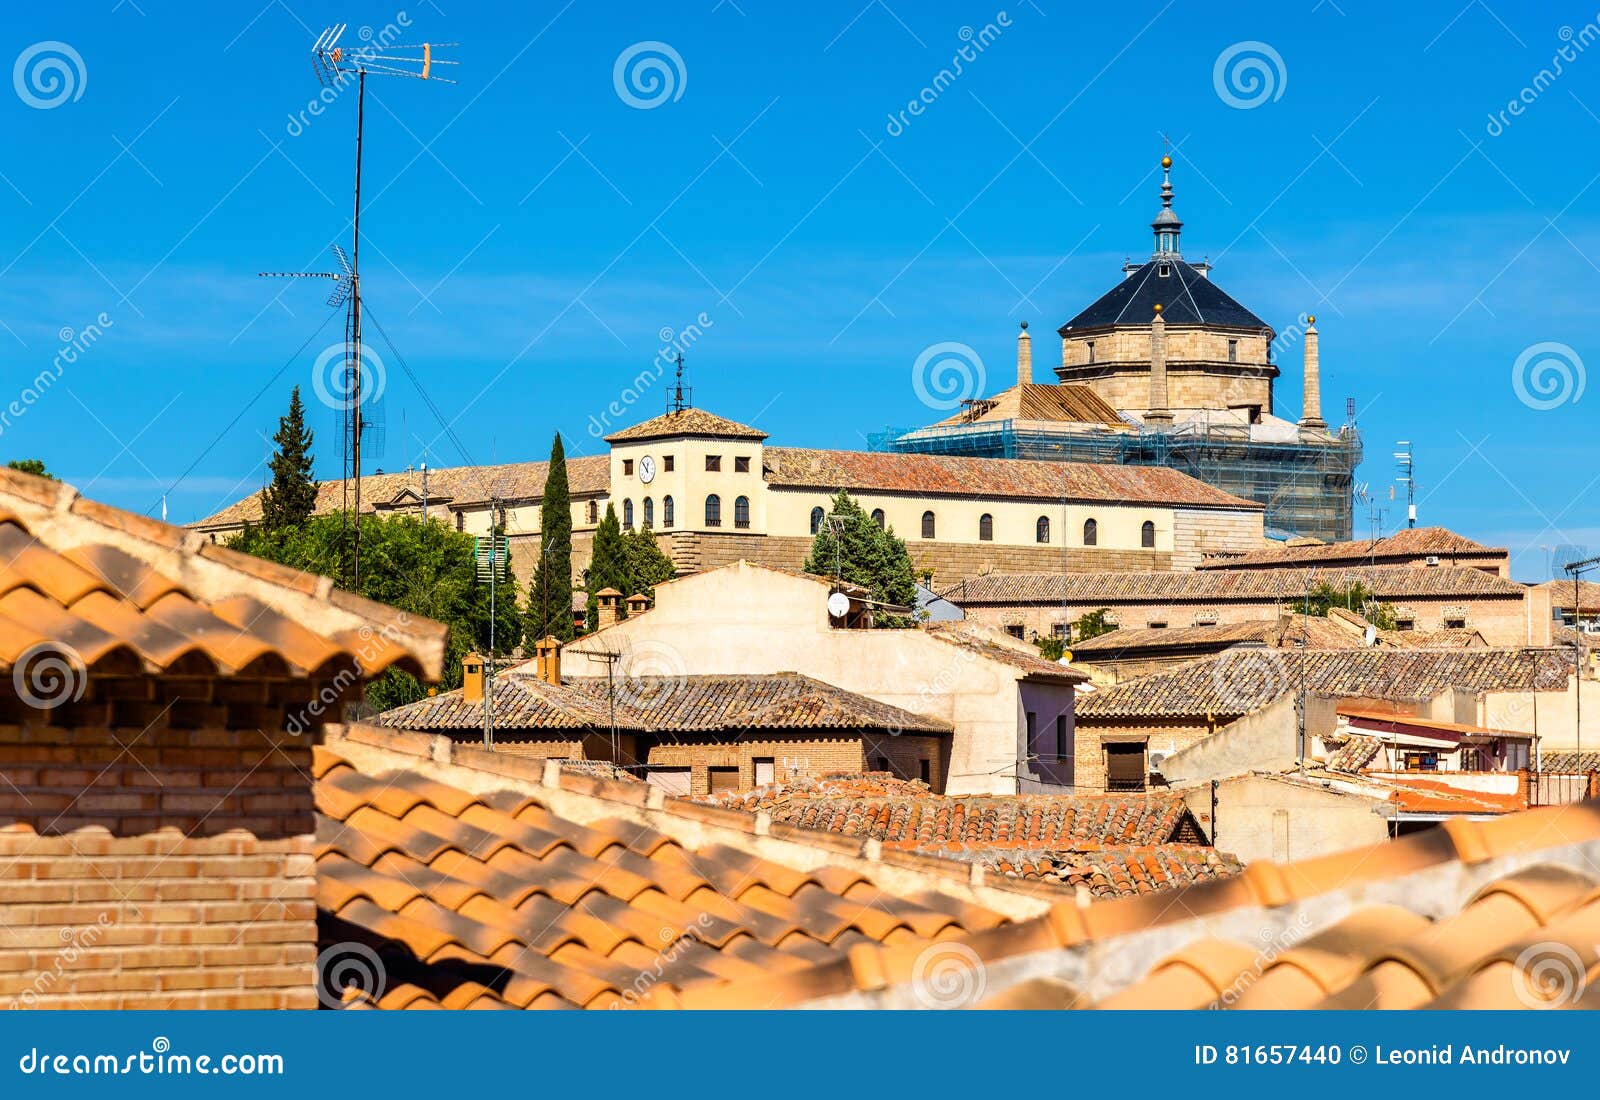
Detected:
left=1, top=0, right=1595, bottom=580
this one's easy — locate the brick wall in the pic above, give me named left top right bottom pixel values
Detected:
left=1, top=710, right=322, bottom=1009
left=0, top=830, right=316, bottom=1009
left=643, top=732, right=946, bottom=796
left=1072, top=718, right=1212, bottom=791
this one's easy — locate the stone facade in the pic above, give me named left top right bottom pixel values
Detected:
left=1058, top=326, right=1277, bottom=414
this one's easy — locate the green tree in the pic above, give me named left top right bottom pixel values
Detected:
left=259, top=387, right=318, bottom=531
left=802, top=489, right=917, bottom=628
left=623, top=526, right=677, bottom=601
left=1072, top=608, right=1116, bottom=642
left=6, top=459, right=55, bottom=479
left=584, top=503, right=629, bottom=630
left=1033, top=634, right=1067, bottom=661
left=527, top=433, right=574, bottom=643
left=227, top=512, right=521, bottom=712
left=1302, top=581, right=1398, bottom=631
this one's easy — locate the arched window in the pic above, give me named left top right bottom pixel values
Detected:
left=663, top=495, right=675, bottom=528
left=735, top=496, right=751, bottom=529
left=921, top=511, right=936, bottom=539
left=1141, top=520, right=1156, bottom=548
left=642, top=497, right=654, bottom=529
left=871, top=508, right=885, bottom=529
left=705, top=494, right=721, bottom=527
left=587, top=500, right=597, bottom=524
left=1036, top=516, right=1050, bottom=544
left=978, top=513, right=994, bottom=542
left=1083, top=518, right=1098, bottom=546
left=810, top=506, right=825, bottom=535
left=622, top=499, right=633, bottom=529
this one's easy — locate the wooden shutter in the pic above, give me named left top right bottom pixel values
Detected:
left=1105, top=744, right=1146, bottom=791
left=709, top=767, right=740, bottom=794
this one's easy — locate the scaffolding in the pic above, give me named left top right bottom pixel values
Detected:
left=871, top=419, right=1362, bottom=543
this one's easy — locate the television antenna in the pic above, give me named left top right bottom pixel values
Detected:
left=261, top=24, right=457, bottom=589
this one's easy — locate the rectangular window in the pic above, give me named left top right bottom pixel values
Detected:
left=874, top=757, right=890, bottom=774
left=1055, top=715, right=1068, bottom=760
left=1025, top=712, right=1037, bottom=748
left=1106, top=743, right=1146, bottom=792
left=753, top=757, right=775, bottom=786
left=663, top=455, right=675, bottom=472
left=919, top=759, right=931, bottom=784
left=734, top=456, right=750, bottom=473
left=705, top=455, right=721, bottom=472
left=622, top=459, right=634, bottom=475
left=1086, top=340, right=1095, bottom=364
left=708, top=767, right=740, bottom=794
left=1147, top=620, right=1168, bottom=630
left=1444, top=615, right=1467, bottom=629
left=1228, top=339, right=1238, bottom=363
left=1005, top=625, right=1025, bottom=640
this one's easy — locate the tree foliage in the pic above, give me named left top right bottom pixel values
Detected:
left=1072, top=608, right=1117, bottom=642
left=259, top=387, right=318, bottom=531
left=527, top=433, right=574, bottom=643
left=1302, top=581, right=1399, bottom=631
left=228, top=512, right=521, bottom=712
left=584, top=503, right=629, bottom=630
left=6, top=459, right=55, bottom=479
left=802, top=489, right=917, bottom=628
left=624, top=526, right=677, bottom=601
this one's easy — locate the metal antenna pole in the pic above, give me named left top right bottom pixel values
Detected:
left=350, top=67, right=365, bottom=590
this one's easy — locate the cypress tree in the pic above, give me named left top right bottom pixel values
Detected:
left=528, top=433, right=575, bottom=642
left=260, top=387, right=318, bottom=531
left=584, top=503, right=628, bottom=630
left=623, top=526, right=677, bottom=602
left=803, top=490, right=917, bottom=626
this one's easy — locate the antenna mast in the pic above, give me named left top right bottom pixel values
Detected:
left=668, top=351, right=691, bottom=413
left=278, top=23, right=457, bottom=588
left=1393, top=441, right=1416, bottom=529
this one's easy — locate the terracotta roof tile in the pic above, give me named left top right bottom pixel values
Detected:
left=1077, top=647, right=1575, bottom=719
left=312, top=739, right=1024, bottom=1009
left=762, top=447, right=1258, bottom=510
left=604, top=408, right=768, bottom=443
left=954, top=564, right=1526, bottom=605
left=0, top=468, right=446, bottom=687
left=1199, top=526, right=1503, bottom=570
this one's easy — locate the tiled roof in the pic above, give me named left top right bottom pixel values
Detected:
left=0, top=467, right=446, bottom=685
left=1200, top=526, right=1503, bottom=569
left=1060, top=258, right=1269, bottom=332
left=985, top=845, right=1242, bottom=899
left=1538, top=752, right=1600, bottom=774
left=1325, top=733, right=1382, bottom=773
left=372, top=672, right=951, bottom=736
left=762, top=447, right=1260, bottom=510
left=1076, top=647, right=1576, bottom=719
left=697, top=772, right=938, bottom=811
left=1537, top=579, right=1600, bottom=611
left=921, top=621, right=1089, bottom=683
left=313, top=726, right=1045, bottom=1009
left=693, top=790, right=1199, bottom=850
left=647, top=799, right=1600, bottom=1009
left=1071, top=616, right=1488, bottom=660
left=604, top=408, right=768, bottom=443
left=1070, top=621, right=1278, bottom=654
left=194, top=455, right=611, bottom=529
left=923, top=383, right=1127, bottom=430
left=952, top=564, right=1527, bottom=605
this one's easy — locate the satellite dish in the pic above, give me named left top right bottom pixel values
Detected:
left=827, top=591, right=851, bottom=620
left=1363, top=624, right=1378, bottom=647
left=1060, top=649, right=1074, bottom=664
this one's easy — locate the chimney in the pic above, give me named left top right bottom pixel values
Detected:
left=625, top=592, right=650, bottom=618
left=1300, top=315, right=1326, bottom=431
left=461, top=652, right=485, bottom=702
left=533, top=635, right=562, bottom=685
left=1145, top=304, right=1173, bottom=426
left=1017, top=321, right=1033, bottom=386
left=595, top=588, right=622, bottom=628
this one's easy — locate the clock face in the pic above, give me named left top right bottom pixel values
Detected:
left=638, top=455, right=657, bottom=484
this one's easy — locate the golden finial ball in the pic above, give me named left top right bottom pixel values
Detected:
left=1153, top=303, right=1163, bottom=314
left=1307, top=314, right=1316, bottom=325
left=1161, top=155, right=1172, bottom=169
